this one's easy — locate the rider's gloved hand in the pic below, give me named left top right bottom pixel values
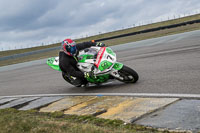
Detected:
left=96, top=42, right=105, bottom=47
left=84, top=71, right=95, bottom=79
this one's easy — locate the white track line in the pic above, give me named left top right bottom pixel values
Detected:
left=1, top=93, right=200, bottom=99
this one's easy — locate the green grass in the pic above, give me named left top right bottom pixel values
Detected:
left=0, top=108, right=167, bottom=133
left=0, top=13, right=200, bottom=67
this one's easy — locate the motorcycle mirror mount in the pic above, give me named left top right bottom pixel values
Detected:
left=91, top=65, right=95, bottom=71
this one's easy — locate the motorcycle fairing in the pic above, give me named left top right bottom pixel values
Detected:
left=47, top=57, right=61, bottom=71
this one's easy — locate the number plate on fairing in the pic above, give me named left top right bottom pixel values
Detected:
left=95, top=47, right=116, bottom=72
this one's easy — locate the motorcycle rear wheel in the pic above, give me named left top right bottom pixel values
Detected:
left=117, top=65, right=139, bottom=83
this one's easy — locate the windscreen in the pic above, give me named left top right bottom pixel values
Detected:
left=84, top=48, right=98, bottom=58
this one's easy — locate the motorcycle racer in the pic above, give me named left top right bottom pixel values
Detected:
left=59, top=38, right=105, bottom=86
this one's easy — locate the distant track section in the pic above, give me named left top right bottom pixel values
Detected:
left=0, top=47, right=60, bottom=61
left=95, top=19, right=200, bottom=42
left=1, top=19, right=200, bottom=61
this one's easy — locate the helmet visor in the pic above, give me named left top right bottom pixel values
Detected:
left=69, top=45, right=76, bottom=55
left=65, top=45, right=76, bottom=55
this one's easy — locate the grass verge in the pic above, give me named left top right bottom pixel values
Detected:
left=0, top=108, right=167, bottom=133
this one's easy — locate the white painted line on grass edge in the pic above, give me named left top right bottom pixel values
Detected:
left=1, top=93, right=200, bottom=99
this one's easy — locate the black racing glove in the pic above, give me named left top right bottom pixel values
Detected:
left=96, top=42, right=105, bottom=47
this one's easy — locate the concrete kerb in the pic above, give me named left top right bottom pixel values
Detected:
left=0, top=94, right=180, bottom=123
left=1, top=93, right=200, bottom=132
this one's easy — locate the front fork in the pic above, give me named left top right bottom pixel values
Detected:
left=86, top=62, right=124, bottom=83
left=110, top=62, right=124, bottom=80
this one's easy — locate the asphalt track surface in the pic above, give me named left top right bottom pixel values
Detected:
left=0, top=30, right=200, bottom=96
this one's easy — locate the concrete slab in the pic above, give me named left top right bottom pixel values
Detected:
left=19, top=96, right=63, bottom=110
left=64, top=96, right=131, bottom=115
left=0, top=98, right=18, bottom=105
left=98, top=98, right=179, bottom=123
left=40, top=96, right=96, bottom=112
left=135, top=99, right=200, bottom=132
left=0, top=97, right=39, bottom=109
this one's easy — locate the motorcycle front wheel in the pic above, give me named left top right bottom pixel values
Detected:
left=117, top=65, right=139, bottom=83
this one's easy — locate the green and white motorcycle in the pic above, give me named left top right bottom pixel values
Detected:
left=47, top=46, right=139, bottom=87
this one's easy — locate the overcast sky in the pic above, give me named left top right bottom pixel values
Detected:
left=0, top=0, right=200, bottom=51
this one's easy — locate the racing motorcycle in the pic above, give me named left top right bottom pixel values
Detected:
left=47, top=46, right=139, bottom=87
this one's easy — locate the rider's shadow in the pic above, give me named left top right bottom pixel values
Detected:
left=65, top=81, right=134, bottom=93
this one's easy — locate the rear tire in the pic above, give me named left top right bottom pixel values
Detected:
left=117, top=65, right=139, bottom=83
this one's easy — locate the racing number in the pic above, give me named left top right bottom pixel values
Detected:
left=107, top=55, right=113, bottom=61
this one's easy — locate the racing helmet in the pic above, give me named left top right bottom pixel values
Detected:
left=61, top=39, right=77, bottom=56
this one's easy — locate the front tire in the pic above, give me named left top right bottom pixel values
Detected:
left=117, top=65, right=139, bottom=83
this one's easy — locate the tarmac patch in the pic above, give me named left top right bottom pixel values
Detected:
left=19, top=96, right=63, bottom=110
left=0, top=98, right=18, bottom=105
left=135, top=99, right=200, bottom=132
left=0, top=97, right=39, bottom=109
